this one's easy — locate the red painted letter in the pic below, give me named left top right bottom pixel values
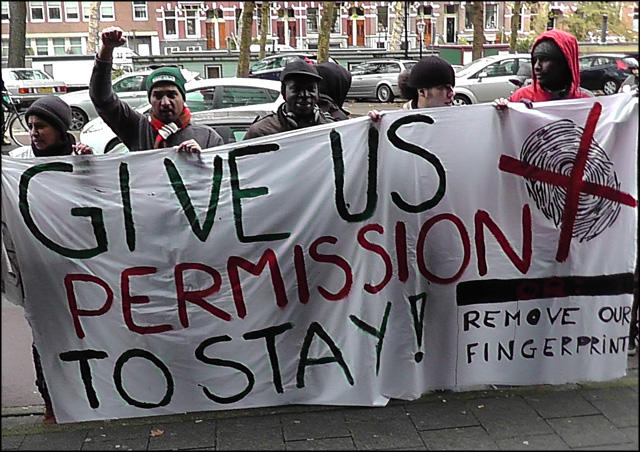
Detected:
left=64, top=274, right=113, bottom=339
left=121, top=267, right=173, bottom=334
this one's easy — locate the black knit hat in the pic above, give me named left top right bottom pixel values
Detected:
left=25, top=96, right=72, bottom=134
left=408, top=56, right=455, bottom=89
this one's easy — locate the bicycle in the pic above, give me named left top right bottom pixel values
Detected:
left=2, top=91, right=31, bottom=147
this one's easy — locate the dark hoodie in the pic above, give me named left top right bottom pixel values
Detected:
left=509, top=29, right=591, bottom=102
left=316, top=62, right=352, bottom=120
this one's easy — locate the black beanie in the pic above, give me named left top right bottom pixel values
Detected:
left=408, top=56, right=455, bottom=89
left=25, top=96, right=71, bottom=134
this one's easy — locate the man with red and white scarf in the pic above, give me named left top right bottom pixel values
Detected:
left=90, top=26, right=222, bottom=153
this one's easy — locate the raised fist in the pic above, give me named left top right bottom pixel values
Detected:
left=100, top=26, right=126, bottom=49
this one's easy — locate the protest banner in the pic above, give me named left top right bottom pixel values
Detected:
left=1, top=94, right=637, bottom=423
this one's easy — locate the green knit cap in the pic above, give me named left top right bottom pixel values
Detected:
left=146, top=66, right=186, bottom=100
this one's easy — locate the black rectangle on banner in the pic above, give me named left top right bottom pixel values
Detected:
left=456, top=273, right=634, bottom=306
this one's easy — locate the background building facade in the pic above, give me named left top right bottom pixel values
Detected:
left=2, top=2, right=638, bottom=60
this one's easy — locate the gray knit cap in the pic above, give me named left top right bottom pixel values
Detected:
left=25, top=96, right=72, bottom=134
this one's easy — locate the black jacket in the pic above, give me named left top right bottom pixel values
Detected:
left=244, top=103, right=334, bottom=140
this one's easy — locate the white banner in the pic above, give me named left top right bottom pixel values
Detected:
left=2, top=94, right=637, bottom=424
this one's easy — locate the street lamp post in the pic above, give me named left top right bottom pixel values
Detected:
left=417, top=20, right=425, bottom=59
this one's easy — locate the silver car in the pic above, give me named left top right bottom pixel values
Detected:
left=1, top=68, right=67, bottom=110
left=58, top=68, right=200, bottom=130
left=347, top=59, right=417, bottom=102
left=453, top=53, right=532, bottom=105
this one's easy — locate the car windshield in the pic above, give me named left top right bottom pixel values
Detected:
left=6, top=69, right=52, bottom=81
left=455, top=57, right=498, bottom=76
left=404, top=62, right=417, bottom=70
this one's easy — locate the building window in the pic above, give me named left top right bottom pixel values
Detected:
left=256, top=4, right=270, bottom=34
left=48, top=1, right=62, bottom=21
left=133, top=1, right=147, bottom=20
left=1, top=40, right=8, bottom=57
left=68, top=37, right=82, bottom=54
left=165, top=46, right=180, bottom=55
left=445, top=5, right=455, bottom=15
left=100, top=1, right=115, bottom=20
left=1, top=3, right=9, bottom=21
left=330, top=3, right=340, bottom=33
left=82, top=2, right=90, bottom=21
left=633, top=7, right=638, bottom=32
left=377, top=5, right=388, bottom=33
left=465, top=7, right=473, bottom=30
left=164, top=10, right=177, bottom=37
left=30, top=1, right=45, bottom=22
left=186, top=45, right=202, bottom=51
left=485, top=4, right=498, bottom=30
left=53, top=38, right=66, bottom=55
left=64, top=2, right=79, bottom=21
left=235, top=8, right=242, bottom=34
left=184, top=5, right=200, bottom=37
left=307, top=7, right=318, bottom=33
left=25, top=39, right=34, bottom=55
left=35, top=38, right=48, bottom=55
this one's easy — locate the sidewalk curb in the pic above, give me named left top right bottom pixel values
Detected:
left=3, top=372, right=637, bottom=437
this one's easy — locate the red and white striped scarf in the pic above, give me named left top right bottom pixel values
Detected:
left=149, top=106, right=192, bottom=149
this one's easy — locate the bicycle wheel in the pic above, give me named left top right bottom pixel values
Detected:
left=9, top=113, right=31, bottom=147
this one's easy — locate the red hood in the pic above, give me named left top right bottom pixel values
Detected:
left=530, top=30, right=582, bottom=98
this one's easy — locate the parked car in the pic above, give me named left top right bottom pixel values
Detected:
left=618, top=66, right=638, bottom=93
left=1, top=68, right=67, bottom=110
left=579, top=53, right=639, bottom=95
left=59, top=68, right=200, bottom=131
left=452, top=53, right=532, bottom=105
left=248, top=53, right=339, bottom=81
left=80, top=78, right=283, bottom=154
left=346, top=59, right=417, bottom=102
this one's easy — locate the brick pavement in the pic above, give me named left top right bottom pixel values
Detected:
left=2, top=355, right=637, bottom=451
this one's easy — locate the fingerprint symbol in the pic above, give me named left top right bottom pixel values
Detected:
left=520, top=119, right=621, bottom=242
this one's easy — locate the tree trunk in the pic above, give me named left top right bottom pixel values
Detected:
left=237, top=2, right=255, bottom=77
left=510, top=1, right=521, bottom=53
left=471, top=2, right=485, bottom=60
left=8, top=2, right=26, bottom=68
left=388, top=1, right=405, bottom=52
left=87, top=2, right=102, bottom=55
left=258, top=2, right=269, bottom=59
left=317, top=2, right=334, bottom=63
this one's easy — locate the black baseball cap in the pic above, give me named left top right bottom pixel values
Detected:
left=280, top=59, right=323, bottom=83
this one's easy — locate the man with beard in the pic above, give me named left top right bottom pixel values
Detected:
left=244, top=59, right=334, bottom=140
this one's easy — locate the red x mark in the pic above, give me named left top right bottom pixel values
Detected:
left=499, top=102, right=637, bottom=263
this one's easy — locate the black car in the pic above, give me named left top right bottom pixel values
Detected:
left=248, top=53, right=339, bottom=81
left=579, top=53, right=639, bottom=95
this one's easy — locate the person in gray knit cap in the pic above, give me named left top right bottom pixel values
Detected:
left=10, top=95, right=93, bottom=158
left=5, top=95, right=94, bottom=424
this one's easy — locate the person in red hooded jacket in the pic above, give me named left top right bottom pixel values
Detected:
left=495, top=29, right=593, bottom=109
